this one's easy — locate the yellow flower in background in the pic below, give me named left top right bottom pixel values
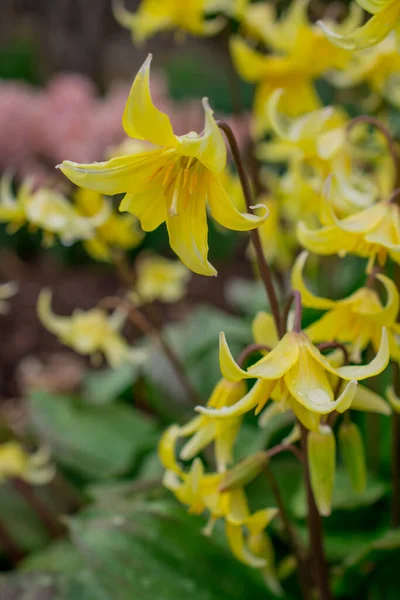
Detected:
left=159, top=378, right=246, bottom=473
left=162, top=457, right=278, bottom=570
left=129, top=252, right=190, bottom=305
left=0, top=280, right=18, bottom=314
left=37, top=289, right=145, bottom=369
left=0, top=442, right=54, bottom=485
left=74, top=188, right=144, bottom=262
left=59, top=55, right=267, bottom=277
left=329, top=35, right=400, bottom=108
left=257, top=91, right=347, bottom=170
left=319, top=0, right=400, bottom=51
left=113, top=0, right=225, bottom=44
left=0, top=174, right=109, bottom=247
left=196, top=321, right=389, bottom=423
left=298, top=187, right=400, bottom=272
left=292, top=251, right=400, bottom=362
left=251, top=196, right=294, bottom=270
left=230, top=0, right=351, bottom=136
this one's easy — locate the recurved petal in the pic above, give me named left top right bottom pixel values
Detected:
left=219, top=332, right=252, bottom=382
left=229, top=36, right=268, bottom=82
left=207, top=175, right=268, bottom=231
left=166, top=172, right=216, bottom=276
left=243, top=508, right=278, bottom=535
left=59, top=152, right=164, bottom=196
left=196, top=379, right=274, bottom=419
left=158, top=425, right=182, bottom=473
left=297, top=221, right=352, bottom=255
left=330, top=201, right=387, bottom=234
left=37, top=289, right=70, bottom=337
left=180, top=423, right=217, bottom=461
left=336, top=328, right=389, bottom=380
left=373, top=274, right=400, bottom=326
left=225, top=521, right=267, bottom=568
left=122, top=55, right=178, bottom=147
left=247, top=332, right=300, bottom=380
left=291, top=251, right=335, bottom=310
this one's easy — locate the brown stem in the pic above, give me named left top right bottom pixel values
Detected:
left=300, top=426, right=332, bottom=600
left=267, top=443, right=303, bottom=463
left=11, top=479, right=66, bottom=538
left=347, top=116, right=400, bottom=186
left=366, top=265, right=382, bottom=288
left=292, top=290, right=302, bottom=333
left=392, top=361, right=400, bottom=528
left=265, top=466, right=313, bottom=600
left=317, top=342, right=349, bottom=366
left=0, top=519, right=24, bottom=564
left=99, top=296, right=201, bottom=407
left=217, top=121, right=282, bottom=338
left=237, top=343, right=271, bottom=367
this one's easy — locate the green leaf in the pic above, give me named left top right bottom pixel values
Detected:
left=82, top=364, right=140, bottom=406
left=226, top=278, right=270, bottom=316
left=0, top=572, right=108, bottom=600
left=68, top=500, right=277, bottom=600
left=28, top=391, right=158, bottom=480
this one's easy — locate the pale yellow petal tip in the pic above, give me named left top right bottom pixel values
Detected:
left=317, top=19, right=355, bottom=50
left=141, top=53, right=153, bottom=73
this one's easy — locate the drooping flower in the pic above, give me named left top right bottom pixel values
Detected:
left=113, top=0, right=225, bottom=44
left=0, top=174, right=109, bottom=247
left=129, top=252, right=190, bottom=305
left=298, top=187, right=400, bottom=272
left=0, top=442, right=54, bottom=485
left=159, top=378, right=246, bottom=473
left=37, top=289, right=145, bottom=368
left=230, top=0, right=352, bottom=136
left=73, top=188, right=144, bottom=262
left=319, top=0, right=400, bottom=51
left=196, top=316, right=389, bottom=428
left=59, top=55, right=267, bottom=276
left=160, top=452, right=278, bottom=570
left=292, top=250, right=400, bottom=362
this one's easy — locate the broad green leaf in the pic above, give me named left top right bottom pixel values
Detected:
left=0, top=572, right=108, bottom=600
left=68, top=500, right=278, bottom=600
left=28, top=391, right=158, bottom=480
left=82, top=364, right=140, bottom=406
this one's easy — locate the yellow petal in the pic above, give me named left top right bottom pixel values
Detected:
left=247, top=333, right=300, bottom=380
left=180, top=423, right=217, bottom=461
left=329, top=200, right=387, bottom=234
left=166, top=171, right=216, bottom=276
left=122, top=54, right=178, bottom=147
left=207, top=175, right=269, bottom=231
left=196, top=380, right=273, bottom=419
left=297, top=222, right=352, bottom=255
left=178, top=99, right=226, bottom=174
left=59, top=151, right=164, bottom=196
left=119, top=185, right=167, bottom=232
left=352, top=384, right=391, bottom=415
left=252, top=312, right=279, bottom=347
left=387, top=385, right=400, bottom=413
left=37, top=289, right=70, bottom=337
left=219, top=332, right=252, bottom=383
left=336, top=328, right=389, bottom=380
left=373, top=274, right=400, bottom=326
left=215, top=418, right=242, bottom=472
left=291, top=251, right=335, bottom=310
left=229, top=36, right=268, bottom=82
left=158, top=425, right=182, bottom=473
left=244, top=508, right=278, bottom=535
left=225, top=521, right=267, bottom=568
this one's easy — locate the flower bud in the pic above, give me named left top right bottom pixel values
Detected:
left=307, top=425, right=336, bottom=517
left=219, top=452, right=269, bottom=492
left=339, top=421, right=366, bottom=495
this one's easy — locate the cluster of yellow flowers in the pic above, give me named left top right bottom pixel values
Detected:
left=3, top=0, right=400, bottom=594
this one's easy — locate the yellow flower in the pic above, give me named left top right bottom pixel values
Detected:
left=159, top=378, right=246, bottom=473
left=230, top=0, right=351, bottom=136
left=59, top=55, right=267, bottom=277
left=0, top=442, right=54, bottom=485
left=0, top=174, right=109, bottom=247
left=0, top=280, right=18, bottom=314
left=74, top=188, right=144, bottom=262
left=330, top=35, right=400, bottom=108
left=162, top=456, right=278, bottom=569
left=251, top=196, right=294, bottom=270
left=292, top=250, right=400, bottom=362
left=37, top=289, right=144, bottom=368
left=298, top=189, right=400, bottom=272
left=319, top=0, right=400, bottom=51
left=129, top=252, right=190, bottom=305
left=196, top=320, right=389, bottom=426
left=113, top=0, right=225, bottom=44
